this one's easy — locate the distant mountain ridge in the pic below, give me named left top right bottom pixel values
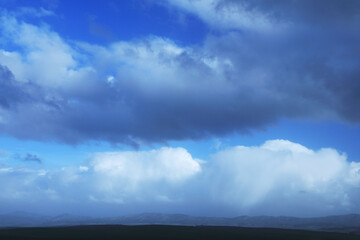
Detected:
left=1, top=212, right=360, bottom=233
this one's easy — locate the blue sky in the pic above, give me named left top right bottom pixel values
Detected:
left=0, top=0, right=359, bottom=217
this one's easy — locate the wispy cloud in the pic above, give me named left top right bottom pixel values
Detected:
left=15, top=7, right=55, bottom=18
left=0, top=150, right=10, bottom=156
left=23, top=153, right=42, bottom=163
left=159, top=0, right=279, bottom=32
left=11, top=153, right=42, bottom=164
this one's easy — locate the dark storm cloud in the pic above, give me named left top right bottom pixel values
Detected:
left=0, top=1, right=359, bottom=145
left=0, top=65, right=24, bottom=108
left=229, top=0, right=360, bottom=25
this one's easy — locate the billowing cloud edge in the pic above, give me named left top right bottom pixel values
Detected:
left=0, top=140, right=359, bottom=217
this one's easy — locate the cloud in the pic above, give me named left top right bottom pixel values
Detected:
left=0, top=12, right=87, bottom=89
left=207, top=140, right=360, bottom=216
left=0, top=140, right=359, bottom=217
left=16, top=7, right=55, bottom=18
left=0, top=4, right=359, bottom=145
left=160, top=0, right=278, bottom=32
left=162, top=0, right=360, bottom=32
left=91, top=147, right=201, bottom=199
left=0, top=150, right=10, bottom=160
left=23, top=153, right=42, bottom=163
left=0, top=147, right=203, bottom=212
left=0, top=65, right=26, bottom=109
left=11, top=153, right=42, bottom=164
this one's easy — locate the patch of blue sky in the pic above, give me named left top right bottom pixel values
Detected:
left=1, top=119, right=359, bottom=170
left=0, top=135, right=118, bottom=169
left=1, top=0, right=209, bottom=46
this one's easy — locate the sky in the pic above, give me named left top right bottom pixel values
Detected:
left=0, top=0, right=359, bottom=218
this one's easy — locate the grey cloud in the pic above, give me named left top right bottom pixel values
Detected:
left=0, top=65, right=49, bottom=109
left=234, top=0, right=360, bottom=25
left=0, top=65, right=24, bottom=109
left=201, top=0, right=360, bottom=31
left=12, top=153, right=42, bottom=163
left=23, top=153, right=42, bottom=163
left=0, top=1, right=359, bottom=145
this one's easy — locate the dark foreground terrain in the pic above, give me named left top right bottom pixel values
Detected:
left=0, top=225, right=359, bottom=240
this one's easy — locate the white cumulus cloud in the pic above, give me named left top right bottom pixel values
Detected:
left=91, top=147, right=201, bottom=193
left=207, top=139, right=360, bottom=216
left=0, top=141, right=359, bottom=217
left=0, top=12, right=94, bottom=89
